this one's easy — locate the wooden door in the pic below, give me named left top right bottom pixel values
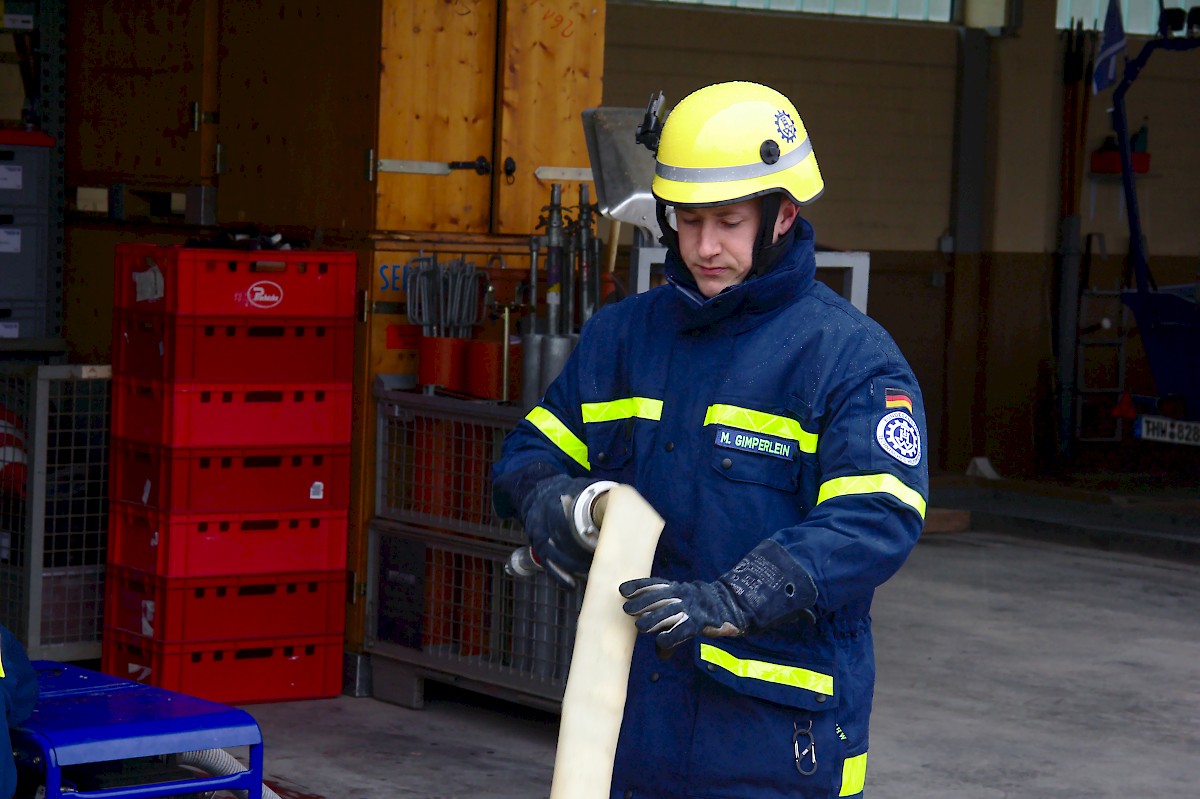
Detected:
left=374, top=0, right=498, bottom=234
left=493, top=0, right=605, bottom=235
left=66, top=0, right=218, bottom=188
left=214, top=1, right=380, bottom=232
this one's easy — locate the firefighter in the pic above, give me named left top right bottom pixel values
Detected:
left=492, top=80, right=927, bottom=798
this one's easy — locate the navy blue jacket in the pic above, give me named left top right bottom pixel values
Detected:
left=493, top=219, right=927, bottom=798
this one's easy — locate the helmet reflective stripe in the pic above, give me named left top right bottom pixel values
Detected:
left=656, top=137, right=812, bottom=185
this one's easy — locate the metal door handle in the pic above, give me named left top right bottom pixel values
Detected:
left=448, top=156, right=491, bottom=175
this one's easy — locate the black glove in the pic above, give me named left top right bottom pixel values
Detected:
left=620, top=539, right=818, bottom=651
left=520, top=474, right=597, bottom=588
left=620, top=578, right=746, bottom=651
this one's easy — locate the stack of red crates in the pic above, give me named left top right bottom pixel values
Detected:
left=102, top=243, right=357, bottom=704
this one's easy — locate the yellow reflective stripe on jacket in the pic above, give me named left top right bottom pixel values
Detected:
left=581, top=397, right=663, bottom=423
left=699, top=643, right=833, bottom=696
left=525, top=407, right=589, bottom=470
left=817, top=473, right=927, bottom=519
left=703, top=404, right=818, bottom=453
left=839, top=752, right=867, bottom=796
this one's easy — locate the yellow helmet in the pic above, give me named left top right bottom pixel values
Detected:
left=652, top=81, right=823, bottom=208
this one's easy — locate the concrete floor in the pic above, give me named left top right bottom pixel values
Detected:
left=243, top=524, right=1200, bottom=798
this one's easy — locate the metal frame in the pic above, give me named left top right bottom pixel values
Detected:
left=0, top=363, right=110, bottom=660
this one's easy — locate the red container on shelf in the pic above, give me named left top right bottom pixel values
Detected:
left=105, top=565, right=346, bottom=643
left=108, top=502, right=347, bottom=578
left=112, top=311, right=354, bottom=384
left=113, top=244, right=357, bottom=319
left=110, top=438, right=351, bottom=513
left=101, top=628, right=344, bottom=704
left=111, top=377, right=352, bottom=448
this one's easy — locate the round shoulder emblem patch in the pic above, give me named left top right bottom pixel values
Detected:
left=876, top=410, right=922, bottom=466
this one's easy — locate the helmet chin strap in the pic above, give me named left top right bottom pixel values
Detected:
left=750, top=193, right=787, bottom=279
left=657, top=192, right=797, bottom=286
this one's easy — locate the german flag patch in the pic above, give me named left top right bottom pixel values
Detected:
left=885, top=388, right=913, bottom=414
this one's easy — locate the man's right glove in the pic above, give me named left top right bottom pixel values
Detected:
left=519, top=474, right=600, bottom=588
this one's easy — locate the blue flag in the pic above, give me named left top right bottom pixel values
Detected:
left=1092, top=0, right=1126, bottom=94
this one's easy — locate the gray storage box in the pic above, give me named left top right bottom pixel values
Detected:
left=0, top=299, right=51, bottom=340
left=0, top=211, right=48, bottom=303
left=0, top=144, right=49, bottom=210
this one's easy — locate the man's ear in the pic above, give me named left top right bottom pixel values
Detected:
left=774, top=200, right=799, bottom=240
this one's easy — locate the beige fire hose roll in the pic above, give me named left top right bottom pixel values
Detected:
left=549, top=484, right=665, bottom=799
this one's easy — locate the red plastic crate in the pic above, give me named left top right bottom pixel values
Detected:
left=114, top=244, right=357, bottom=319
left=102, top=628, right=344, bottom=704
left=112, top=311, right=354, bottom=384
left=108, top=501, right=347, bottom=578
left=105, top=565, right=346, bottom=642
left=111, top=377, right=352, bottom=448
left=110, top=438, right=351, bottom=513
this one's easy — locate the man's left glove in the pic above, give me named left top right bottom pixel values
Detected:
left=520, top=474, right=600, bottom=588
left=620, top=539, right=818, bottom=651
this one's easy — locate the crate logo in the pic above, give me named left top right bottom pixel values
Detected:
left=246, top=280, right=283, bottom=309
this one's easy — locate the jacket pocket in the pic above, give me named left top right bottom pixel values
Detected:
left=694, top=640, right=837, bottom=711
left=687, top=640, right=843, bottom=798
left=709, top=431, right=802, bottom=492
left=704, top=400, right=809, bottom=493
left=583, top=419, right=635, bottom=476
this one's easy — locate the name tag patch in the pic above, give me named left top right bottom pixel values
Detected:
left=714, top=427, right=796, bottom=460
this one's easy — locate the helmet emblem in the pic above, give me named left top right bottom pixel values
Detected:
left=774, top=110, right=797, bottom=144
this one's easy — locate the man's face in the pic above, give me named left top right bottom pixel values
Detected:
left=675, top=199, right=762, bottom=299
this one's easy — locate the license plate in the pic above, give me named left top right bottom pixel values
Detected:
left=1134, top=415, right=1200, bottom=447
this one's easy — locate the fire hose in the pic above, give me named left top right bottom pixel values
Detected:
left=507, top=482, right=665, bottom=799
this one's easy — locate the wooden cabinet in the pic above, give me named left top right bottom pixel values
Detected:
left=67, top=0, right=605, bottom=237
left=66, top=0, right=219, bottom=189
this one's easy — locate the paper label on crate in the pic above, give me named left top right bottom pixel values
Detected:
left=127, top=663, right=152, bottom=681
left=141, top=599, right=156, bottom=636
left=0, top=165, right=22, bottom=190
left=0, top=322, right=16, bottom=339
left=142, top=478, right=152, bottom=504
left=0, top=228, right=20, bottom=253
left=133, top=263, right=165, bottom=302
left=2, top=15, right=34, bottom=30
left=310, top=481, right=325, bottom=500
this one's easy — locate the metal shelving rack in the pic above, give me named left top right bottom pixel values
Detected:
left=38, top=0, right=67, bottom=340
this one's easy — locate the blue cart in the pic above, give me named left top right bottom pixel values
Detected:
left=11, top=661, right=266, bottom=798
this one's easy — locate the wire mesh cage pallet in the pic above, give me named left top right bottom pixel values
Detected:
left=375, top=389, right=525, bottom=545
left=0, top=364, right=111, bottom=660
left=370, top=389, right=583, bottom=709
left=367, top=519, right=582, bottom=710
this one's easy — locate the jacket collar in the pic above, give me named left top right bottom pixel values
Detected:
left=665, top=217, right=817, bottom=333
